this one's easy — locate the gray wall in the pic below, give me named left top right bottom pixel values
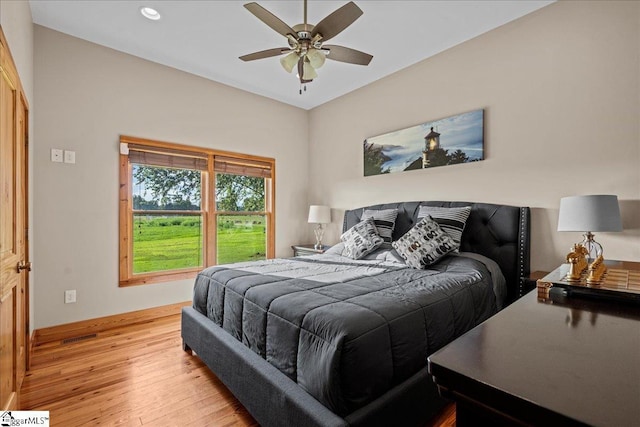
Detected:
left=0, top=1, right=32, bottom=101
left=308, top=0, right=640, bottom=272
left=13, top=0, right=640, bottom=330
left=33, top=26, right=310, bottom=328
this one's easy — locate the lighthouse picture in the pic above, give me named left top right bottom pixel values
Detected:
left=363, top=109, right=484, bottom=176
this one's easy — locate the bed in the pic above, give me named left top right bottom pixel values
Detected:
left=181, top=201, right=530, bottom=426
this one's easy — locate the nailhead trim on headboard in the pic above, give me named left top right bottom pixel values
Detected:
left=517, top=207, right=531, bottom=298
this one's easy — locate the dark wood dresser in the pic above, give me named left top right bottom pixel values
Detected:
left=428, top=268, right=640, bottom=427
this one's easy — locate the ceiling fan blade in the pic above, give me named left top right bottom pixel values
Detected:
left=244, top=2, right=297, bottom=38
left=311, top=2, right=363, bottom=42
left=239, top=48, right=291, bottom=62
left=324, top=45, right=373, bottom=65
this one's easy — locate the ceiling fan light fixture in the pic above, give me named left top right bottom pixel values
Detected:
left=302, top=61, right=318, bottom=80
left=280, top=52, right=299, bottom=73
left=307, top=49, right=326, bottom=69
left=241, top=0, right=372, bottom=90
left=140, top=7, right=161, bottom=21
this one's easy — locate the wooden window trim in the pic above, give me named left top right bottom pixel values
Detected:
left=119, top=135, right=276, bottom=287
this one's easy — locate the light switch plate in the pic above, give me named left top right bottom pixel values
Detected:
left=64, top=290, right=76, bottom=304
left=51, top=148, right=63, bottom=163
left=64, top=150, right=76, bottom=164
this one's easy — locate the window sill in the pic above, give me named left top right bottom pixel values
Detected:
left=119, top=267, right=201, bottom=287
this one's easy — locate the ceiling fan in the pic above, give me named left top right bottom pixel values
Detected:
left=239, top=0, right=373, bottom=92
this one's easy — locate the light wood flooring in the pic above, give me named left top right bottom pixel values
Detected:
left=22, top=313, right=455, bottom=426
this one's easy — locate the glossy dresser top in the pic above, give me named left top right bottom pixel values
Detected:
left=429, top=290, right=640, bottom=427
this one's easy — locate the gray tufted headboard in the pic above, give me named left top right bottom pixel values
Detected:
left=343, top=201, right=531, bottom=304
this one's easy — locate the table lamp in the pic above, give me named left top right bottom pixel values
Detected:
left=308, top=205, right=331, bottom=250
left=557, top=195, right=623, bottom=263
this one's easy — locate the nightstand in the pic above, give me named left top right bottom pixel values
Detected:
left=291, top=244, right=331, bottom=257
left=519, top=270, right=549, bottom=298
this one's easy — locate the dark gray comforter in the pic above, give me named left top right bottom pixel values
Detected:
left=192, top=253, right=499, bottom=416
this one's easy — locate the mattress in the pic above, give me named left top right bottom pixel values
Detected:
left=192, top=251, right=501, bottom=416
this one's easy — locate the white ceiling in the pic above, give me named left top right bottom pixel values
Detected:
left=29, top=0, right=554, bottom=110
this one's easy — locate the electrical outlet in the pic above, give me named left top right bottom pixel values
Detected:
left=64, top=290, right=76, bottom=304
left=51, top=148, right=63, bottom=163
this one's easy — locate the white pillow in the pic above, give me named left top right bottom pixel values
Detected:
left=323, top=242, right=345, bottom=255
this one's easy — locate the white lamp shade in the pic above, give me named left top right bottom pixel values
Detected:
left=280, top=52, right=299, bottom=73
left=302, top=61, right=318, bottom=80
left=557, top=195, right=623, bottom=232
left=307, top=48, right=326, bottom=69
left=308, top=205, right=331, bottom=224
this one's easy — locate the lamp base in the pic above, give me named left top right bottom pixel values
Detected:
left=581, top=232, right=603, bottom=264
left=313, top=224, right=325, bottom=250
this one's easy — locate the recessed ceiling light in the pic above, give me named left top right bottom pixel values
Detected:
left=140, top=7, right=161, bottom=21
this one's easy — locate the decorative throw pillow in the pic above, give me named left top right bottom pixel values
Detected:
left=417, top=205, right=471, bottom=251
left=340, top=218, right=384, bottom=260
left=362, top=208, right=398, bottom=249
left=392, top=216, right=456, bottom=269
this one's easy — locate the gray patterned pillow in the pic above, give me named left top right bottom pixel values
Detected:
left=340, top=218, right=384, bottom=259
left=392, top=216, right=456, bottom=269
left=362, top=209, right=398, bottom=249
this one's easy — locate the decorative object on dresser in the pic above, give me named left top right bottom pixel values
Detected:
left=536, top=260, right=640, bottom=305
left=308, top=205, right=331, bottom=249
left=363, top=109, right=484, bottom=176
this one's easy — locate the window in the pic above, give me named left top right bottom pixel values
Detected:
left=119, top=136, right=275, bottom=286
left=215, top=156, right=272, bottom=265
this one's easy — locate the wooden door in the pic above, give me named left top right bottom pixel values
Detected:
left=0, top=27, right=29, bottom=411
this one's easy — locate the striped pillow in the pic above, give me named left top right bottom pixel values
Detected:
left=362, top=209, right=398, bottom=249
left=417, top=206, right=471, bottom=251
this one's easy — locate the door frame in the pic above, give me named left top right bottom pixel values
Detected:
left=21, top=88, right=30, bottom=371
left=0, top=25, right=31, bottom=403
